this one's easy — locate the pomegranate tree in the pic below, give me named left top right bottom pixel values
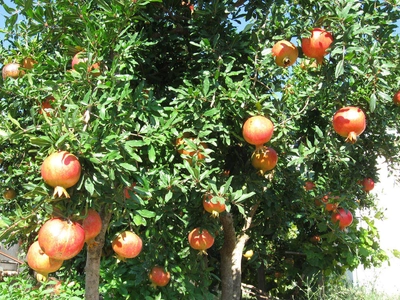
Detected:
left=271, top=40, right=298, bottom=67
left=251, top=146, right=278, bottom=173
left=203, top=194, right=226, bottom=217
left=149, top=266, right=171, bottom=287
left=38, top=218, right=85, bottom=260
left=81, top=209, right=102, bottom=246
left=27, top=241, right=64, bottom=281
left=332, top=106, right=366, bottom=144
left=301, top=28, right=333, bottom=64
left=242, top=116, right=274, bottom=148
left=112, top=231, right=143, bottom=259
left=41, top=151, right=82, bottom=198
left=331, top=208, right=353, bottom=230
left=188, top=227, right=214, bottom=255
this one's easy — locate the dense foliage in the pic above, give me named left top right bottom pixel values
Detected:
left=1, top=0, right=399, bottom=299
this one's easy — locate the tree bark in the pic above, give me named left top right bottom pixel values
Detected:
left=85, top=205, right=113, bottom=300
left=219, top=203, right=259, bottom=300
left=220, top=212, right=237, bottom=300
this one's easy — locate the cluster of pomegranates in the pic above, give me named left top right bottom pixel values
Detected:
left=2, top=51, right=101, bottom=119
left=271, top=28, right=400, bottom=144
left=242, top=115, right=278, bottom=174
left=27, top=209, right=102, bottom=281
left=305, top=177, right=375, bottom=233
left=1, top=57, right=36, bottom=80
left=271, top=27, right=333, bottom=68
left=175, top=133, right=208, bottom=164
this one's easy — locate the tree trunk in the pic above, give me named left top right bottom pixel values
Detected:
left=85, top=205, right=113, bottom=300
left=220, top=212, right=238, bottom=300
left=219, top=214, right=251, bottom=300
left=220, top=204, right=259, bottom=300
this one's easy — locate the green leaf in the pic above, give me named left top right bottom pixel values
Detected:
left=392, top=249, right=400, bottom=259
left=235, top=192, right=256, bottom=203
left=236, top=204, right=245, bottom=216
left=7, top=112, right=22, bottom=129
left=335, top=59, right=344, bottom=78
left=148, top=144, right=156, bottom=163
left=203, top=76, right=210, bottom=96
left=30, top=136, right=53, bottom=147
left=84, top=178, right=95, bottom=196
left=119, top=163, right=137, bottom=171
left=221, top=176, right=233, bottom=194
left=133, top=214, right=146, bottom=226
left=136, top=209, right=156, bottom=218
left=369, top=93, right=377, bottom=112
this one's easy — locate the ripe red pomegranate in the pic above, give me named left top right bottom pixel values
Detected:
left=272, top=40, right=298, bottom=67
left=188, top=227, right=214, bottom=255
left=112, top=231, right=143, bottom=259
left=361, top=178, right=375, bottom=192
left=149, top=266, right=171, bottom=287
left=251, top=146, right=278, bottom=173
left=27, top=241, right=64, bottom=281
left=203, top=194, right=226, bottom=217
left=242, top=116, right=274, bottom=148
left=394, top=91, right=400, bottom=105
left=41, top=151, right=82, bottom=198
left=72, top=51, right=101, bottom=76
left=82, top=209, right=102, bottom=245
left=38, top=218, right=85, bottom=260
left=331, top=208, right=353, bottom=230
left=2, top=63, right=24, bottom=79
left=304, top=181, right=316, bottom=191
left=301, top=28, right=333, bottom=64
left=332, top=106, right=366, bottom=144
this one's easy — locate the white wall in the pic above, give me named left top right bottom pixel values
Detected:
left=353, top=159, right=400, bottom=295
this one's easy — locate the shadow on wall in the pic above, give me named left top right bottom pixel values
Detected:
left=0, top=242, right=22, bottom=280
